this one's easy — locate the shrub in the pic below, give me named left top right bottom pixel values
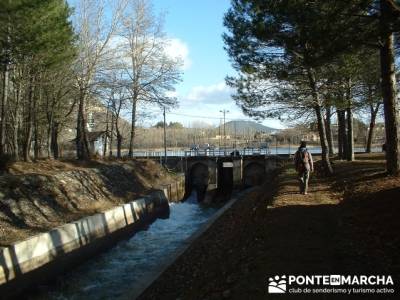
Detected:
left=0, top=154, right=15, bottom=173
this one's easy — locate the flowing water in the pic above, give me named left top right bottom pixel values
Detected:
left=30, top=192, right=216, bottom=300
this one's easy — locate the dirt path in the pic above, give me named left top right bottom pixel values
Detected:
left=139, top=154, right=399, bottom=300
left=330, top=154, right=400, bottom=283
left=139, top=165, right=342, bottom=300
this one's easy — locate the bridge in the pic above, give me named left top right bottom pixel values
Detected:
left=128, top=147, right=273, bottom=158
left=163, top=154, right=284, bottom=202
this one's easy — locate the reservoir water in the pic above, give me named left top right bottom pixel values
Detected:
left=30, top=193, right=216, bottom=300
left=124, top=146, right=382, bottom=158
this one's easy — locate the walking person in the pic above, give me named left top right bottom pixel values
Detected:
left=294, top=141, right=314, bottom=195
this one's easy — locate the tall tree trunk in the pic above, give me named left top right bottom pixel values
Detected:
left=103, top=103, right=110, bottom=157
left=0, top=13, right=10, bottom=156
left=128, top=96, right=137, bottom=158
left=12, top=111, right=20, bottom=160
left=33, top=120, right=39, bottom=160
left=109, top=113, right=114, bottom=158
left=337, top=124, right=343, bottom=159
left=346, top=80, right=354, bottom=161
left=47, top=112, right=54, bottom=159
left=325, top=105, right=335, bottom=156
left=0, top=63, right=9, bottom=155
left=379, top=0, right=400, bottom=175
left=315, top=104, right=333, bottom=174
left=23, top=76, right=35, bottom=162
left=33, top=84, right=40, bottom=160
left=339, top=110, right=348, bottom=160
left=51, top=122, right=59, bottom=159
left=114, top=104, right=124, bottom=159
left=11, top=79, right=21, bottom=160
left=336, top=109, right=343, bottom=159
left=337, top=110, right=344, bottom=159
left=117, top=134, right=122, bottom=159
left=76, top=91, right=90, bottom=160
left=46, top=93, right=57, bottom=159
left=366, top=103, right=380, bottom=153
left=346, top=107, right=354, bottom=161
left=307, top=68, right=333, bottom=174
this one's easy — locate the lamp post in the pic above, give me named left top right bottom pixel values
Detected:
left=271, top=134, right=278, bottom=155
left=220, top=109, right=229, bottom=155
left=218, top=118, right=222, bottom=150
left=163, top=107, right=167, bottom=165
left=234, top=120, right=237, bottom=150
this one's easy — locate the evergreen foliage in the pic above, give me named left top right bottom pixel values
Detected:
left=224, top=0, right=400, bottom=174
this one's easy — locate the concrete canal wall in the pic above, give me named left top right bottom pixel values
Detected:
left=0, top=190, right=172, bottom=298
left=161, top=175, right=185, bottom=202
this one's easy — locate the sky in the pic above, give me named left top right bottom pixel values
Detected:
left=68, top=0, right=285, bottom=129
left=150, top=0, right=284, bottom=129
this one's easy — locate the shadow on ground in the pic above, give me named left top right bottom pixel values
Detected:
left=138, top=154, right=399, bottom=300
left=0, top=159, right=177, bottom=246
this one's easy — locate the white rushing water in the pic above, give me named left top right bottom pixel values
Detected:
left=31, top=192, right=216, bottom=300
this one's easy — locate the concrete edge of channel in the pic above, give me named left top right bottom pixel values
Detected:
left=128, top=188, right=256, bottom=300
left=0, top=189, right=175, bottom=300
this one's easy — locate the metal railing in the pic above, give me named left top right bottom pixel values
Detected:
left=126, top=147, right=272, bottom=158
left=59, top=145, right=384, bottom=159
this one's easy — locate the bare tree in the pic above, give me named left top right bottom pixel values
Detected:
left=73, top=0, right=127, bottom=160
left=98, top=68, right=129, bottom=158
left=120, top=0, right=182, bottom=158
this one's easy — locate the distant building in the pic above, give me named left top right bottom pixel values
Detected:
left=213, top=135, right=231, bottom=140
left=59, top=97, right=131, bottom=156
left=87, top=131, right=110, bottom=155
left=300, top=133, right=319, bottom=142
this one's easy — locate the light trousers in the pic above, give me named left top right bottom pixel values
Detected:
left=299, top=170, right=310, bottom=194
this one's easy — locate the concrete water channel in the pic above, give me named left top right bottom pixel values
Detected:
left=29, top=192, right=216, bottom=300
left=39, top=156, right=278, bottom=299
left=1, top=155, right=281, bottom=299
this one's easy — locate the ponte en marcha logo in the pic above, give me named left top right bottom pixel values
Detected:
left=267, top=275, right=395, bottom=295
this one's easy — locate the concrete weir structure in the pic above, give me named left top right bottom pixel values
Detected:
left=0, top=188, right=179, bottom=299
left=165, top=155, right=282, bottom=202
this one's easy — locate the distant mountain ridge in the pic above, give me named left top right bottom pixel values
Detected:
left=220, top=120, right=279, bottom=135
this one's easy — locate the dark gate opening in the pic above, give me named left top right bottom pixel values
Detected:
left=188, top=163, right=209, bottom=202
left=216, top=159, right=233, bottom=201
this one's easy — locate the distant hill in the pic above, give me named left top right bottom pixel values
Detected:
left=219, top=120, right=279, bottom=135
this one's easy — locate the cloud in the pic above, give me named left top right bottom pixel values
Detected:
left=185, top=81, right=233, bottom=104
left=105, top=36, right=191, bottom=71
left=165, top=38, right=191, bottom=70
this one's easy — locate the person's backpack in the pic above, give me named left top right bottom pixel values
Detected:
left=301, top=150, right=309, bottom=164
left=295, top=149, right=309, bottom=171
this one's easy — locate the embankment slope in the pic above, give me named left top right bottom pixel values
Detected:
left=0, top=159, right=180, bottom=247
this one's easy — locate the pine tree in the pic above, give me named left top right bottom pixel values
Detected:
left=224, top=0, right=351, bottom=174
left=0, top=0, right=75, bottom=161
left=224, top=0, right=399, bottom=175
